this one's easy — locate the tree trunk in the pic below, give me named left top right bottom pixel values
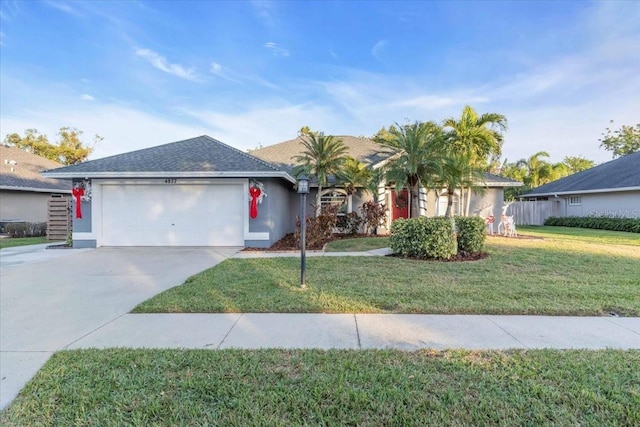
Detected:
left=465, top=187, right=472, bottom=216
left=316, top=185, right=323, bottom=216
left=445, top=190, right=453, bottom=218
left=409, top=184, right=420, bottom=218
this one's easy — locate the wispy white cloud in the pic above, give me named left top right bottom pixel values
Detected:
left=251, top=1, right=276, bottom=28
left=264, top=42, right=289, bottom=57
left=80, top=94, right=95, bottom=101
left=181, top=103, right=337, bottom=150
left=371, top=40, right=388, bottom=61
left=0, top=1, right=23, bottom=21
left=135, top=48, right=199, bottom=81
left=42, top=0, right=82, bottom=16
left=210, top=62, right=242, bottom=84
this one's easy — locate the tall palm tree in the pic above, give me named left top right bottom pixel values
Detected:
left=442, top=105, right=507, bottom=215
left=374, top=121, right=443, bottom=218
left=437, top=153, right=486, bottom=218
left=292, top=132, right=349, bottom=215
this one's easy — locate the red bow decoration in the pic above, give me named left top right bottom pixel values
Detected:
left=249, top=186, right=262, bottom=219
left=72, top=187, right=85, bottom=218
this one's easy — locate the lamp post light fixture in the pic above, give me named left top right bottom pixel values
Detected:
left=297, top=175, right=310, bottom=288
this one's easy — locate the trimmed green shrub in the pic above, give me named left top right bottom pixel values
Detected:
left=544, top=216, right=640, bottom=233
left=390, top=217, right=456, bottom=259
left=4, top=222, right=47, bottom=238
left=455, top=216, right=486, bottom=254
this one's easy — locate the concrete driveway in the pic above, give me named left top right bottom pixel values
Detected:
left=0, top=245, right=239, bottom=409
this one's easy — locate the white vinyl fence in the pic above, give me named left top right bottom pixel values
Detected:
left=509, top=200, right=563, bottom=226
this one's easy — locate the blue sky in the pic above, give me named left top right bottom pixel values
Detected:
left=1, top=0, right=638, bottom=164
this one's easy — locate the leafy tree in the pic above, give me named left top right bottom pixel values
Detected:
left=598, top=121, right=640, bottom=158
left=442, top=105, right=507, bottom=215
left=374, top=121, right=443, bottom=218
left=3, top=127, right=100, bottom=165
left=563, top=156, right=595, bottom=173
left=292, top=131, right=349, bottom=215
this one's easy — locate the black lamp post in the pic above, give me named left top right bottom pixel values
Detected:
left=297, top=175, right=309, bottom=288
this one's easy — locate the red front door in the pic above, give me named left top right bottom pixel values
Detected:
left=391, top=189, right=409, bottom=220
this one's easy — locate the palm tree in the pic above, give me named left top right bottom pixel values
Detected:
left=438, top=153, right=486, bottom=218
left=292, top=132, right=349, bottom=215
left=337, top=157, right=372, bottom=195
left=374, top=121, right=443, bottom=218
left=442, top=105, right=507, bottom=215
left=516, top=151, right=570, bottom=188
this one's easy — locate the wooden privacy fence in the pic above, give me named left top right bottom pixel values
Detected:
left=47, top=196, right=71, bottom=241
left=509, top=200, right=562, bottom=226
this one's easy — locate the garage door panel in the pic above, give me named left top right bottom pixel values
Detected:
left=101, top=184, right=244, bottom=246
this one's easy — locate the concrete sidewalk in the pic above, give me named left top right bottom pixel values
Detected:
left=67, top=313, right=640, bottom=351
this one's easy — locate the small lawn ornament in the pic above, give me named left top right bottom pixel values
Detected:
left=497, top=201, right=517, bottom=237
left=485, top=215, right=495, bottom=235
left=249, top=180, right=267, bottom=219
left=473, top=203, right=494, bottom=235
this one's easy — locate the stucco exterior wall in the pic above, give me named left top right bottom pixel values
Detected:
left=246, top=178, right=296, bottom=247
left=565, top=191, right=640, bottom=218
left=0, top=190, right=60, bottom=222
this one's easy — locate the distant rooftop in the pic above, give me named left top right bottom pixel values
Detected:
left=522, top=151, right=640, bottom=197
left=0, top=145, right=71, bottom=193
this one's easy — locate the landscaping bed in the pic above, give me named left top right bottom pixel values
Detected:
left=243, top=232, right=387, bottom=251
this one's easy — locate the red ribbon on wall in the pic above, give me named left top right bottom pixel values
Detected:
left=249, top=186, right=262, bottom=219
left=72, top=187, right=85, bottom=218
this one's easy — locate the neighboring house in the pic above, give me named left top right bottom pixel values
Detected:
left=42, top=136, right=296, bottom=248
left=0, top=145, right=71, bottom=224
left=251, top=135, right=522, bottom=231
left=520, top=151, right=640, bottom=219
left=42, top=135, right=521, bottom=248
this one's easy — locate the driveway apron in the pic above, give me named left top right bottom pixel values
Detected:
left=0, top=246, right=238, bottom=409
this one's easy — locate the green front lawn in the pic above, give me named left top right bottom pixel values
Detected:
left=134, top=227, right=640, bottom=315
left=0, top=236, right=49, bottom=250
left=325, top=236, right=390, bottom=252
left=2, top=349, right=638, bottom=426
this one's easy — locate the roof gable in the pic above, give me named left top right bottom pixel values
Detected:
left=43, top=136, right=294, bottom=182
left=523, top=151, right=640, bottom=196
left=249, top=135, right=389, bottom=172
left=0, top=145, right=71, bottom=192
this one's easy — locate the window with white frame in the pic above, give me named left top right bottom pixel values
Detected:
left=320, top=189, right=348, bottom=214
left=568, top=196, right=582, bottom=206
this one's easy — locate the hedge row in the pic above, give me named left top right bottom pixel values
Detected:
left=390, top=216, right=486, bottom=260
left=544, top=217, right=640, bottom=233
left=3, top=222, right=47, bottom=238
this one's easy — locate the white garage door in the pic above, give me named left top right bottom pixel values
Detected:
left=101, top=184, right=244, bottom=246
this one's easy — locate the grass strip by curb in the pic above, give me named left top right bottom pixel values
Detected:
left=2, top=348, right=638, bottom=426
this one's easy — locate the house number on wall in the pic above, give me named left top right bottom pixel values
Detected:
left=164, top=178, right=177, bottom=184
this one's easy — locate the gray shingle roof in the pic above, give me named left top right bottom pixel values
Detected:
left=42, top=136, right=294, bottom=182
left=0, top=145, right=71, bottom=193
left=483, top=173, right=523, bottom=187
left=250, top=135, right=389, bottom=173
left=522, top=151, right=640, bottom=197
